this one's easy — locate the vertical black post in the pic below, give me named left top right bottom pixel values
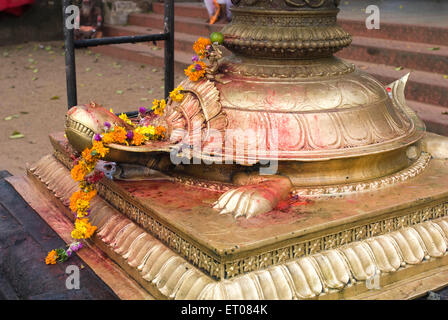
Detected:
left=63, top=0, right=78, bottom=109
left=164, top=0, right=175, bottom=98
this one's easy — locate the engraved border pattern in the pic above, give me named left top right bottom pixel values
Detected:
left=53, top=149, right=447, bottom=280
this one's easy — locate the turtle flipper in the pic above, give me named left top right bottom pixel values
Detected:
left=213, top=173, right=292, bottom=219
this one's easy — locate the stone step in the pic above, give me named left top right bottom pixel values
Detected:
left=339, top=18, right=448, bottom=47
left=347, top=59, right=448, bottom=109
left=151, top=2, right=448, bottom=45
left=105, top=24, right=448, bottom=75
left=336, top=36, right=448, bottom=75
left=90, top=42, right=191, bottom=71
left=153, top=1, right=209, bottom=20
left=103, top=24, right=197, bottom=54
left=128, top=12, right=225, bottom=37
left=408, top=100, right=448, bottom=137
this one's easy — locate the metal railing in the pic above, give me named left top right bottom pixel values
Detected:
left=62, top=0, right=174, bottom=109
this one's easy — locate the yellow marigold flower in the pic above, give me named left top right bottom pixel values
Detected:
left=193, top=37, right=211, bottom=58
left=76, top=199, right=90, bottom=213
left=135, top=125, right=155, bottom=137
left=71, top=218, right=97, bottom=239
left=169, top=85, right=184, bottom=102
left=152, top=99, right=166, bottom=116
left=45, top=250, right=58, bottom=265
left=119, top=113, right=133, bottom=126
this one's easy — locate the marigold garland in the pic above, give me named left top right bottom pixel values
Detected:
left=46, top=85, right=184, bottom=265
left=184, top=35, right=218, bottom=82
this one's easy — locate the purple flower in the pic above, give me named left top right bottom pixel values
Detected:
left=66, top=249, right=72, bottom=257
left=104, top=121, right=111, bottom=131
left=126, top=130, right=134, bottom=141
left=195, top=63, right=202, bottom=71
left=94, top=133, right=102, bottom=141
left=192, top=55, right=199, bottom=62
left=70, top=242, right=83, bottom=252
left=139, top=107, right=146, bottom=115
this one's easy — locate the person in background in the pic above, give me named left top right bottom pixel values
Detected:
left=204, top=0, right=232, bottom=24
left=74, top=0, right=103, bottom=40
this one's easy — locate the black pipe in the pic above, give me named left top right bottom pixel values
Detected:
left=63, top=0, right=77, bottom=109
left=164, top=0, right=175, bottom=99
left=74, top=33, right=168, bottom=48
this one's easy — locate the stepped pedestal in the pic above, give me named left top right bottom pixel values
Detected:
left=7, top=132, right=448, bottom=299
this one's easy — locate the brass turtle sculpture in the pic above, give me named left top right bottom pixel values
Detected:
left=64, top=0, right=439, bottom=219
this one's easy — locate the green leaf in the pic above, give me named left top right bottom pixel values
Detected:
left=32, top=76, right=38, bottom=81
left=55, top=248, right=69, bottom=262
left=140, top=97, right=148, bottom=101
left=28, top=58, right=34, bottom=63
left=4, top=114, right=19, bottom=121
left=45, top=46, right=52, bottom=51
left=20, top=111, right=29, bottom=115
left=116, top=90, right=123, bottom=95
left=152, top=68, right=158, bottom=72
left=147, top=89, right=153, bottom=94
left=50, top=95, right=60, bottom=100
left=428, top=47, right=440, bottom=51
left=85, top=67, right=91, bottom=72
left=9, top=131, right=24, bottom=139
left=96, top=73, right=103, bottom=77
left=3, top=51, right=9, bottom=57
left=395, top=66, right=404, bottom=71
left=33, top=68, right=39, bottom=73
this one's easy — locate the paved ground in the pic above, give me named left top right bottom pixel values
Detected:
left=0, top=171, right=118, bottom=299
left=0, top=41, right=183, bottom=176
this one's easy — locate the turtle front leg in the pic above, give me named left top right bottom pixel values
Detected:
left=213, top=172, right=292, bottom=219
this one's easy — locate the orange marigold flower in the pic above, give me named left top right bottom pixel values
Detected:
left=81, top=148, right=94, bottom=163
left=155, top=126, right=167, bottom=139
left=111, top=126, right=127, bottom=144
left=45, top=250, right=58, bottom=265
left=92, top=141, right=109, bottom=158
left=102, top=126, right=127, bottom=145
left=69, top=190, right=82, bottom=212
left=184, top=61, right=206, bottom=82
left=193, top=37, right=211, bottom=58
left=102, top=132, right=114, bottom=144
left=71, top=161, right=88, bottom=182
left=70, top=189, right=97, bottom=214
left=131, top=131, right=145, bottom=146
